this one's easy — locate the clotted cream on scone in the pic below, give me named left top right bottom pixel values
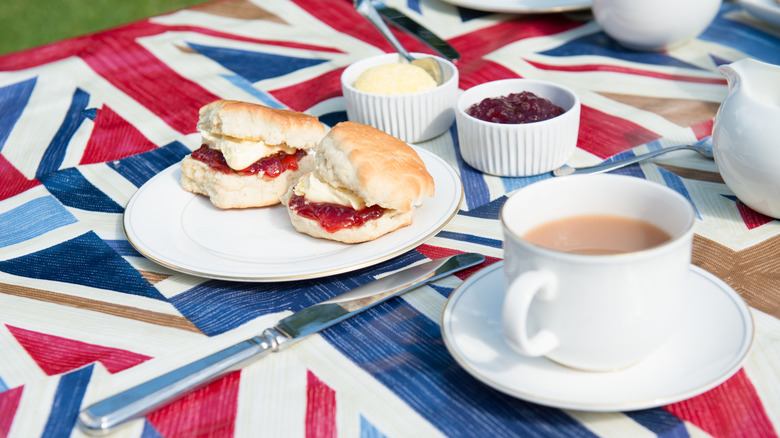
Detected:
left=281, top=121, right=435, bottom=243
left=181, top=100, right=327, bottom=209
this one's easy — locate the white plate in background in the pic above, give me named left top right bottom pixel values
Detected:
left=740, top=0, right=780, bottom=27
left=439, top=0, right=591, bottom=14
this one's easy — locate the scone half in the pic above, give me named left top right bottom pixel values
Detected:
left=281, top=121, right=435, bottom=243
left=181, top=100, right=326, bottom=209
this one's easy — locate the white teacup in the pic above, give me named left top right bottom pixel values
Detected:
left=592, top=0, right=721, bottom=51
left=500, top=175, right=695, bottom=371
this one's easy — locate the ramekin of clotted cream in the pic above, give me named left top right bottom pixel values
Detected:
left=353, top=63, right=437, bottom=95
left=341, top=53, right=458, bottom=143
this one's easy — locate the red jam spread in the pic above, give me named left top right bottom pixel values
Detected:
left=288, top=194, right=384, bottom=233
left=191, top=145, right=307, bottom=178
left=466, top=91, right=565, bottom=124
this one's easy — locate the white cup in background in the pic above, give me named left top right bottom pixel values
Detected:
left=500, top=174, right=695, bottom=371
left=592, top=0, right=721, bottom=51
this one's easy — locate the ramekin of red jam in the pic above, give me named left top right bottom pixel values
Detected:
left=466, top=91, right=565, bottom=124
left=455, top=79, right=581, bottom=177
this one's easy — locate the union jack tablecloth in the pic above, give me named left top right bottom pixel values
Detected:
left=0, top=0, right=778, bottom=436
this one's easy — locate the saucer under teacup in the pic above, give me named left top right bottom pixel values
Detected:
left=441, top=262, right=753, bottom=411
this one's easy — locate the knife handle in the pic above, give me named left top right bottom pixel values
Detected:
left=77, top=330, right=284, bottom=436
left=377, top=6, right=460, bottom=61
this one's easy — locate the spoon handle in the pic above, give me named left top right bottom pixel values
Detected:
left=553, top=145, right=693, bottom=177
left=355, top=0, right=413, bottom=61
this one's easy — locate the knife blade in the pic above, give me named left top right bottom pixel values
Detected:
left=77, top=253, right=485, bottom=436
left=376, top=5, right=460, bottom=61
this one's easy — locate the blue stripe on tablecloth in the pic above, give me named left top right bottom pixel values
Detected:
left=450, top=123, right=491, bottom=210
left=141, top=422, right=164, bottom=438
left=0, top=375, right=7, bottom=392
left=659, top=167, right=702, bottom=220
left=435, top=230, right=503, bottom=248
left=0, top=77, right=37, bottom=153
left=107, top=141, right=191, bottom=188
left=187, top=43, right=328, bottom=84
left=0, top=232, right=165, bottom=301
left=394, top=0, right=422, bottom=14
left=169, top=250, right=428, bottom=336
left=40, top=168, right=124, bottom=213
left=542, top=31, right=704, bottom=69
left=322, top=299, right=598, bottom=437
left=626, top=409, right=688, bottom=438
left=221, top=74, right=287, bottom=109
left=457, top=195, right=505, bottom=220
left=702, top=3, right=780, bottom=65
left=0, top=196, right=77, bottom=248
left=360, top=414, right=387, bottom=438
left=427, top=283, right=453, bottom=298
left=36, top=88, right=90, bottom=179
left=500, top=173, right=549, bottom=194
left=104, top=239, right=142, bottom=257
left=41, top=364, right=92, bottom=437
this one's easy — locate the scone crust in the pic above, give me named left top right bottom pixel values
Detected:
left=317, top=121, right=435, bottom=212
left=181, top=154, right=315, bottom=209
left=197, top=100, right=326, bottom=149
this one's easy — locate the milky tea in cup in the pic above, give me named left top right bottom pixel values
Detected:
left=500, top=174, right=695, bottom=371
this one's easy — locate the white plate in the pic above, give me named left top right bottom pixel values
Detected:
left=123, top=147, right=462, bottom=282
left=442, top=262, right=754, bottom=412
left=740, top=0, right=780, bottom=27
left=440, top=0, right=591, bottom=14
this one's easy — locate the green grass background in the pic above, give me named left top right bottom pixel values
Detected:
left=0, top=0, right=207, bottom=55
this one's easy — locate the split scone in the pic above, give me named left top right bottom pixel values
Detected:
left=181, top=100, right=327, bottom=209
left=281, top=121, right=435, bottom=243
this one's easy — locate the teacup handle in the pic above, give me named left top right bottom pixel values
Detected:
left=502, top=270, right=559, bottom=356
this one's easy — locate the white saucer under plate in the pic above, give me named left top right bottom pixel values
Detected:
left=440, top=0, right=591, bottom=14
left=123, top=147, right=462, bottom=282
left=442, top=262, right=754, bottom=412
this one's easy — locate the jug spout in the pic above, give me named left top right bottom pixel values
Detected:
left=717, top=58, right=780, bottom=105
left=717, top=64, right=739, bottom=92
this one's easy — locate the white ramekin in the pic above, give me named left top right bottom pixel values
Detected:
left=341, top=53, right=459, bottom=143
left=456, top=79, right=581, bottom=177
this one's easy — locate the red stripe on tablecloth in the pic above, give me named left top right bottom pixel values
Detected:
left=415, top=245, right=501, bottom=281
left=80, top=25, right=218, bottom=135
left=292, top=0, right=579, bottom=92
left=0, top=20, right=345, bottom=135
left=693, top=119, right=715, bottom=140
left=737, top=203, right=774, bottom=230
left=271, top=68, right=345, bottom=113
left=292, top=0, right=429, bottom=58
left=524, top=60, right=727, bottom=85
left=664, top=369, right=778, bottom=438
left=577, top=105, right=661, bottom=159
left=148, top=370, right=240, bottom=438
left=0, top=154, right=41, bottom=201
left=451, top=18, right=581, bottom=64
left=458, top=60, right=524, bottom=90
left=0, top=21, right=343, bottom=72
left=0, top=386, right=23, bottom=438
left=6, top=325, right=151, bottom=375
left=306, top=370, right=336, bottom=438
left=80, top=105, right=159, bottom=165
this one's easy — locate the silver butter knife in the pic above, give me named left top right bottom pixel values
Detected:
left=375, top=4, right=460, bottom=61
left=78, top=253, right=485, bottom=436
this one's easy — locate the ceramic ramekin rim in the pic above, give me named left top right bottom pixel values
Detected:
left=341, top=52, right=459, bottom=98
left=455, top=78, right=580, bottom=128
